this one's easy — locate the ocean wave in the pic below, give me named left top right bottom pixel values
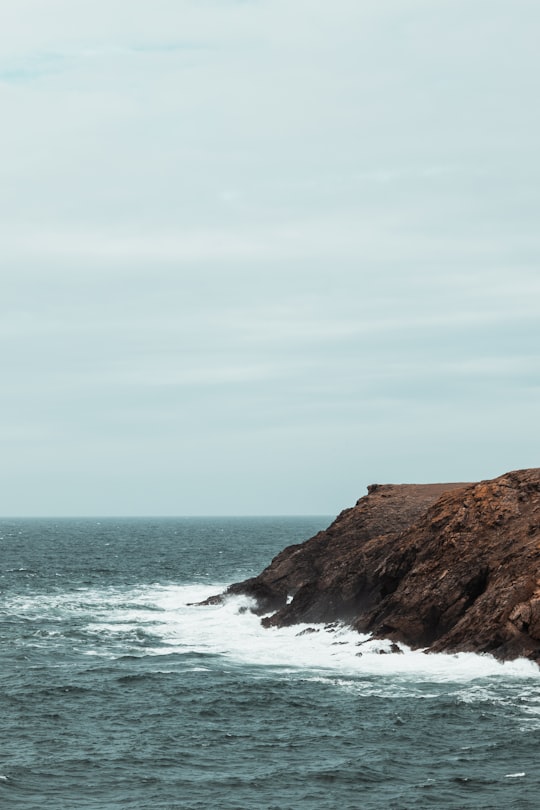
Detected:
left=4, top=581, right=540, bottom=685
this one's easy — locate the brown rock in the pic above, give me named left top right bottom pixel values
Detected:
left=218, top=468, right=540, bottom=664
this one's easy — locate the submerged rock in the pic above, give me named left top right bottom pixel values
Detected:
left=218, top=469, right=540, bottom=664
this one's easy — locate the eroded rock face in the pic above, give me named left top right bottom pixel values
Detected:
left=219, top=469, right=540, bottom=663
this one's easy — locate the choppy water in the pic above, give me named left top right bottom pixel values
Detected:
left=1, top=518, right=539, bottom=809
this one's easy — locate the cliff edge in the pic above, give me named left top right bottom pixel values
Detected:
left=217, top=469, right=540, bottom=663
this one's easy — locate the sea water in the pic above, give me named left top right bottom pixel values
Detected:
left=1, top=517, right=539, bottom=810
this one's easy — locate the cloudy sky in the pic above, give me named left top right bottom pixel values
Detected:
left=1, top=0, right=539, bottom=516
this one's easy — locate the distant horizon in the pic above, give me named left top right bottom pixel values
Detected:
left=0, top=513, right=334, bottom=520
left=5, top=465, right=540, bottom=519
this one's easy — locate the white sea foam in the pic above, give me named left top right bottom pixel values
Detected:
left=109, top=583, right=540, bottom=683
left=7, top=582, right=540, bottom=683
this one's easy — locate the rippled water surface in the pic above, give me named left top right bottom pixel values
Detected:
left=1, top=518, right=539, bottom=809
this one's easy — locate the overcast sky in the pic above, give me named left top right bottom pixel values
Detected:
left=1, top=0, right=539, bottom=516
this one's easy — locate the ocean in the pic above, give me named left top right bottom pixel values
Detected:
left=1, top=517, right=539, bottom=810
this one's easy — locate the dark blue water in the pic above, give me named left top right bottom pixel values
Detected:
left=1, top=518, right=539, bottom=809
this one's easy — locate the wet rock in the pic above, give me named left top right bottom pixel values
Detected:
left=217, top=468, right=540, bottom=664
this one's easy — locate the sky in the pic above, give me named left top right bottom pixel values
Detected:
left=1, top=0, right=540, bottom=516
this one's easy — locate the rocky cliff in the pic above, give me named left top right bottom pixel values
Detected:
left=218, top=469, right=540, bottom=663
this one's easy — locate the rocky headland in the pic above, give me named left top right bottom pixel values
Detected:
left=212, top=468, right=540, bottom=663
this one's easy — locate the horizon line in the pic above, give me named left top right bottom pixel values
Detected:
left=0, top=513, right=333, bottom=520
